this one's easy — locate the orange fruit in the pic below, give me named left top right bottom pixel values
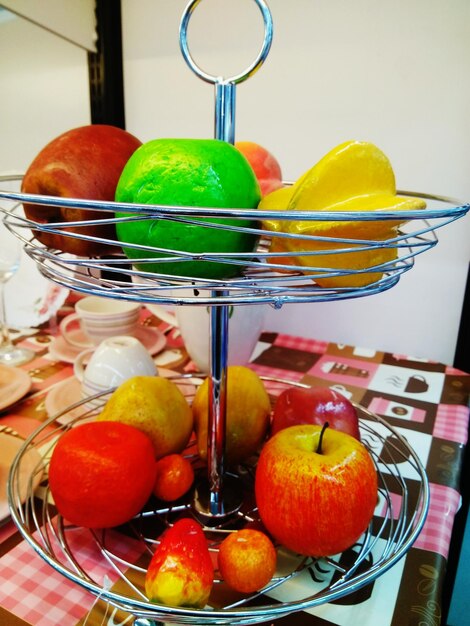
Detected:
left=115, top=138, right=261, bottom=279
left=218, top=529, right=277, bottom=593
left=153, top=454, right=195, bottom=502
left=192, top=365, right=271, bottom=466
left=48, top=421, right=157, bottom=528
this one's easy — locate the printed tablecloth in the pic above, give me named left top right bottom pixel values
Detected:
left=0, top=304, right=468, bottom=626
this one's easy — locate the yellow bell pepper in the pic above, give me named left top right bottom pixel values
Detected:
left=261, top=140, right=425, bottom=288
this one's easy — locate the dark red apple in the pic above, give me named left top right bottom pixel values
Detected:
left=21, top=124, right=142, bottom=256
left=271, top=385, right=361, bottom=440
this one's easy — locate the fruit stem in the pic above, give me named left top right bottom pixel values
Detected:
left=316, top=422, right=329, bottom=454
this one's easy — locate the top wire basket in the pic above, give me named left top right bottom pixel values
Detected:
left=0, top=183, right=468, bottom=307
left=1, top=0, right=468, bottom=308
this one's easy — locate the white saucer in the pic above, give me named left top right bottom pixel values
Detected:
left=45, top=368, right=198, bottom=423
left=48, top=325, right=167, bottom=364
left=0, top=426, right=43, bottom=524
left=0, top=364, right=32, bottom=412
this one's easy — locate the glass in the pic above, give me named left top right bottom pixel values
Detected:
left=0, top=211, right=35, bottom=366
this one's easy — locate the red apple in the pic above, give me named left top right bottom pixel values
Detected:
left=271, top=386, right=361, bottom=440
left=21, top=124, right=142, bottom=256
left=235, top=141, right=283, bottom=196
left=145, top=518, right=214, bottom=608
left=255, top=424, right=378, bottom=557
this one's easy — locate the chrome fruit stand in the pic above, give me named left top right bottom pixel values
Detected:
left=2, top=0, right=470, bottom=624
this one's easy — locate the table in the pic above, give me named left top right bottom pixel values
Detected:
left=0, top=300, right=469, bottom=626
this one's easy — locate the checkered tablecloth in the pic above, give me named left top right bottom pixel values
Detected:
left=0, top=308, right=469, bottom=626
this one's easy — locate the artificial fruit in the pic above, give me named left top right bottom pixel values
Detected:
left=271, top=385, right=360, bottom=440
left=235, top=140, right=283, bottom=196
left=114, top=138, right=261, bottom=279
left=21, top=124, right=142, bottom=256
left=192, top=365, right=271, bottom=465
left=218, top=528, right=277, bottom=593
left=145, top=518, right=214, bottom=608
left=97, top=376, right=193, bottom=458
left=153, top=454, right=195, bottom=502
left=261, top=140, right=426, bottom=287
left=255, top=423, right=378, bottom=556
left=48, top=421, right=156, bottom=529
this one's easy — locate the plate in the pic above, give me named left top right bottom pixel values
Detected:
left=0, top=426, right=43, bottom=524
left=44, top=377, right=85, bottom=423
left=48, top=325, right=167, bottom=364
left=45, top=368, right=198, bottom=422
left=0, top=363, right=32, bottom=412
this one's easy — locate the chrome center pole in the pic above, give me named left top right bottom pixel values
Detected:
left=180, top=0, right=273, bottom=520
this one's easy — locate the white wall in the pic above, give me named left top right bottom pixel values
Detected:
left=0, top=1, right=469, bottom=365
left=0, top=6, right=91, bottom=325
left=121, top=0, right=470, bottom=365
left=0, top=7, right=90, bottom=173
left=0, top=0, right=97, bottom=52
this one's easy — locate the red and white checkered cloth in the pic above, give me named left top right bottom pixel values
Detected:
left=0, top=522, right=145, bottom=626
left=433, top=404, right=469, bottom=444
left=273, top=334, right=329, bottom=354
left=413, top=483, right=462, bottom=559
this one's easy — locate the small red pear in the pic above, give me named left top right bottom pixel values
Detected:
left=145, top=518, right=214, bottom=608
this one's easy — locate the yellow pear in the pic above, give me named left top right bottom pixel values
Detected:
left=192, top=366, right=271, bottom=466
left=98, top=376, right=193, bottom=459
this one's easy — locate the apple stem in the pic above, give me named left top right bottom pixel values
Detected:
left=316, top=422, right=329, bottom=454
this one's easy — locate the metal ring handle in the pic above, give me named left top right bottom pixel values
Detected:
left=179, top=0, right=273, bottom=85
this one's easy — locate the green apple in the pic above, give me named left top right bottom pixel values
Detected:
left=115, top=138, right=261, bottom=279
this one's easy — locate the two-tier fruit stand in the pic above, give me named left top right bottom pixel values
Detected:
left=2, top=1, right=470, bottom=624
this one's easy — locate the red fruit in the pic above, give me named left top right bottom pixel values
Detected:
left=218, top=529, right=277, bottom=593
left=271, top=385, right=361, bottom=440
left=21, top=124, right=142, bottom=256
left=255, top=424, right=378, bottom=557
left=145, top=518, right=214, bottom=608
left=48, top=421, right=157, bottom=528
left=235, top=141, right=283, bottom=197
left=153, top=454, right=195, bottom=502
left=259, top=178, right=284, bottom=196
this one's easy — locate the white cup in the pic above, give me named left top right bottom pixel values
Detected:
left=173, top=290, right=267, bottom=373
left=60, top=296, right=141, bottom=349
left=74, top=335, right=157, bottom=400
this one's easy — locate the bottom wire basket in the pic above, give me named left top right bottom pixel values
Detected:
left=8, top=376, right=429, bottom=625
